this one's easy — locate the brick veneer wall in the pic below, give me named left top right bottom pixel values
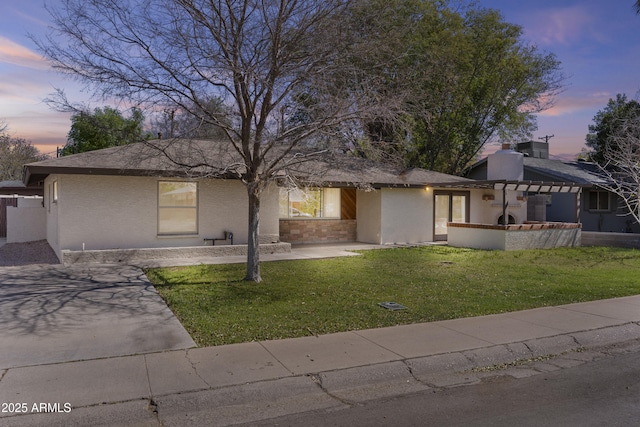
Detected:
left=279, top=219, right=357, bottom=243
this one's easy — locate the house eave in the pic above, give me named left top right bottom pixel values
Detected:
left=432, top=179, right=590, bottom=194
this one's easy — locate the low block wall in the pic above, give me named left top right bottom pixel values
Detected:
left=448, top=222, right=581, bottom=250
left=62, top=242, right=291, bottom=265
left=582, top=231, right=640, bottom=248
left=279, top=219, right=357, bottom=244
left=7, top=205, right=46, bottom=243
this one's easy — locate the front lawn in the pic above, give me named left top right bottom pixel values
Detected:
left=145, top=246, right=640, bottom=347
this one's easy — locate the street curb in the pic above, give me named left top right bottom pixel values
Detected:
left=3, top=322, right=640, bottom=426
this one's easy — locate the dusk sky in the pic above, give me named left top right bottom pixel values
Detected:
left=1, top=0, right=640, bottom=159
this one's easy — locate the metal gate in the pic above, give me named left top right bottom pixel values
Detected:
left=0, top=197, right=18, bottom=238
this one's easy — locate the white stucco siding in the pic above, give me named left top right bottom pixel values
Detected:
left=6, top=198, right=46, bottom=243
left=58, top=175, right=158, bottom=251
left=380, top=188, right=432, bottom=244
left=469, top=189, right=492, bottom=224
left=356, top=190, right=382, bottom=244
left=44, top=175, right=61, bottom=259
left=260, top=183, right=280, bottom=238
left=470, top=188, right=528, bottom=225
left=52, top=174, right=280, bottom=251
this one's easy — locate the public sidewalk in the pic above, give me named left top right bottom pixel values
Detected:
left=2, top=296, right=640, bottom=426
left=2, top=243, right=640, bottom=426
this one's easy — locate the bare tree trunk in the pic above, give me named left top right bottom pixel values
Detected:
left=245, top=183, right=261, bottom=282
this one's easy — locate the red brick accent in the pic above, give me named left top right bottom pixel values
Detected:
left=279, top=219, right=357, bottom=243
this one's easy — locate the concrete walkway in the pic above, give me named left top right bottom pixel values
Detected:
left=2, top=244, right=640, bottom=426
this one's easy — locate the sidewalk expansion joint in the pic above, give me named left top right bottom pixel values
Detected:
left=184, top=348, right=213, bottom=389
left=351, top=331, right=407, bottom=359
left=258, top=341, right=296, bottom=375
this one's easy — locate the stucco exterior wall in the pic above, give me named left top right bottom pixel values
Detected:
left=356, top=190, right=382, bottom=244
left=448, top=223, right=581, bottom=250
left=380, top=188, right=432, bottom=244
left=7, top=197, right=46, bottom=243
left=448, top=224, right=506, bottom=250
left=48, top=174, right=279, bottom=252
left=45, top=175, right=61, bottom=260
left=471, top=188, right=528, bottom=225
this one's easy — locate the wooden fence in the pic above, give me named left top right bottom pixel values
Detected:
left=0, top=197, right=18, bottom=238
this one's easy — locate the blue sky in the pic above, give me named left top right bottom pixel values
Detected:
left=1, top=0, right=639, bottom=159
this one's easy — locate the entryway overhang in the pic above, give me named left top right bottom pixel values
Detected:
left=430, top=179, right=587, bottom=194
left=430, top=179, right=589, bottom=227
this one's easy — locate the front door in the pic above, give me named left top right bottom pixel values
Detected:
left=434, top=192, right=469, bottom=241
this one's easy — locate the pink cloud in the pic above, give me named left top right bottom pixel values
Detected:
left=0, top=36, right=49, bottom=70
left=538, top=92, right=613, bottom=117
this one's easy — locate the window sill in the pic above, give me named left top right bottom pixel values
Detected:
left=157, top=233, right=199, bottom=238
left=279, top=217, right=342, bottom=220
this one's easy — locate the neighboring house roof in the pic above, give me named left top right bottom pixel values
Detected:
left=23, top=139, right=471, bottom=189
left=523, top=158, right=608, bottom=186
left=0, top=180, right=43, bottom=196
left=467, top=157, right=609, bottom=187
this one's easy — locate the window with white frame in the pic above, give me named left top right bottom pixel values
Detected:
left=587, top=190, right=610, bottom=212
left=158, top=181, right=198, bottom=235
left=279, top=187, right=341, bottom=219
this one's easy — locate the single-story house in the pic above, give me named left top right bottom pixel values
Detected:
left=466, top=141, right=639, bottom=233
left=21, top=139, right=481, bottom=262
left=20, top=139, right=585, bottom=262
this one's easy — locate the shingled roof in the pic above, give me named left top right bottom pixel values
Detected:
left=523, top=158, right=608, bottom=185
left=23, top=139, right=471, bottom=189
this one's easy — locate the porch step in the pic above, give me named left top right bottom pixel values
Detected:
left=61, top=242, right=292, bottom=265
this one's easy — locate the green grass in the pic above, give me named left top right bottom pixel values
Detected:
left=145, top=246, right=640, bottom=347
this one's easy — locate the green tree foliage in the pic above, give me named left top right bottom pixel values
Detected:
left=585, top=94, right=640, bottom=165
left=327, top=0, right=564, bottom=175
left=61, top=107, right=149, bottom=155
left=0, top=129, right=48, bottom=181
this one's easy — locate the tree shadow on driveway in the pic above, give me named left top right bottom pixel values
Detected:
left=0, top=264, right=196, bottom=369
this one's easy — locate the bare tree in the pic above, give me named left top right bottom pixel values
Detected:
left=0, top=133, right=48, bottom=181
left=36, top=0, right=394, bottom=282
left=597, top=114, right=640, bottom=226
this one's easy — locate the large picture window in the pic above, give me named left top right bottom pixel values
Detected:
left=158, top=181, right=198, bottom=235
left=279, top=187, right=341, bottom=219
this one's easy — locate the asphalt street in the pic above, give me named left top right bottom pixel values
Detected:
left=255, top=339, right=640, bottom=427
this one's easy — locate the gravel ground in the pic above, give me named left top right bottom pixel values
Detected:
left=0, top=240, right=60, bottom=266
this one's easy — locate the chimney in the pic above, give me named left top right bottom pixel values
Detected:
left=516, top=141, right=549, bottom=159
left=487, top=143, right=523, bottom=180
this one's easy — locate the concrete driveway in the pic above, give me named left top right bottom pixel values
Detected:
left=0, top=264, right=195, bottom=369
